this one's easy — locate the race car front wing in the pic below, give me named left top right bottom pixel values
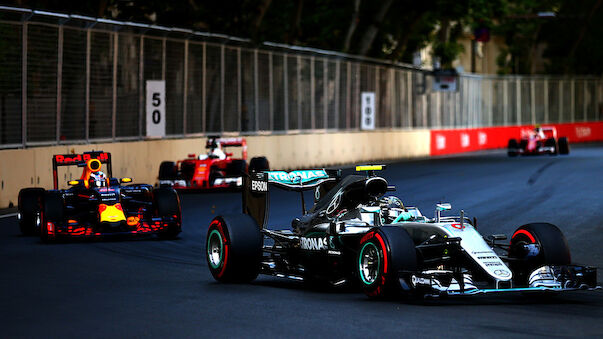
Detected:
left=405, top=265, right=599, bottom=297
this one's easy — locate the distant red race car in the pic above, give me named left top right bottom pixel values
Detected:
left=158, top=136, right=270, bottom=190
left=507, top=126, right=569, bottom=156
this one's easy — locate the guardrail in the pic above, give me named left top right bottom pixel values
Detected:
left=0, top=6, right=602, bottom=149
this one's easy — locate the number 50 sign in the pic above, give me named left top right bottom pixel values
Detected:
left=146, top=80, right=166, bottom=137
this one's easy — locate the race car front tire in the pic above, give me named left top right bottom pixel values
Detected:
left=18, top=188, right=45, bottom=236
left=40, top=191, right=64, bottom=243
left=508, top=223, right=571, bottom=285
left=544, top=137, right=558, bottom=155
left=507, top=139, right=519, bottom=157
left=249, top=157, right=270, bottom=173
left=357, top=226, right=417, bottom=298
left=558, top=137, right=570, bottom=155
left=154, top=187, right=182, bottom=239
left=206, top=214, right=262, bottom=283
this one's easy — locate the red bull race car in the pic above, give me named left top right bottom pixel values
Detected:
left=158, top=136, right=269, bottom=190
left=508, top=126, right=569, bottom=156
left=17, top=151, right=181, bottom=242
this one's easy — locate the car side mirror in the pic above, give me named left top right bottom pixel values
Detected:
left=121, top=178, right=132, bottom=183
left=435, top=203, right=452, bottom=222
left=436, top=203, right=451, bottom=211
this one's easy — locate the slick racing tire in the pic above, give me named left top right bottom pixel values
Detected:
left=40, top=191, right=64, bottom=243
left=249, top=157, right=270, bottom=173
left=158, top=161, right=178, bottom=180
left=18, top=188, right=45, bottom=236
left=154, top=187, right=182, bottom=239
left=508, top=223, right=571, bottom=284
left=544, top=138, right=558, bottom=155
left=226, top=159, right=247, bottom=176
left=357, top=226, right=417, bottom=299
left=206, top=214, right=262, bottom=283
left=507, top=139, right=519, bottom=157
left=558, top=137, right=570, bottom=155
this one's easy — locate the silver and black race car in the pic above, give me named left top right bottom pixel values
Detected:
left=205, top=166, right=599, bottom=298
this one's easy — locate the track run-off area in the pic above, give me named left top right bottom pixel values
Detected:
left=1, top=144, right=602, bottom=338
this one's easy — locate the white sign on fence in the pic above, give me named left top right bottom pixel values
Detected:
left=361, top=92, right=375, bottom=130
left=146, top=80, right=166, bottom=137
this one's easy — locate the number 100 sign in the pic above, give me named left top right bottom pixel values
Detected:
left=146, top=80, right=166, bottom=137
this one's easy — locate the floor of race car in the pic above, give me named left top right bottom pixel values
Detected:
left=1, top=144, right=602, bottom=337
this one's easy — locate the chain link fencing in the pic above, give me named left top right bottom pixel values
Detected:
left=0, top=7, right=602, bottom=149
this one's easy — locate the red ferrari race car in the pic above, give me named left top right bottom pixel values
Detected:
left=17, top=151, right=181, bottom=242
left=158, top=136, right=270, bottom=190
left=507, top=126, right=569, bottom=156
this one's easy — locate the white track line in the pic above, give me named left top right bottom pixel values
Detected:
left=0, top=213, right=18, bottom=219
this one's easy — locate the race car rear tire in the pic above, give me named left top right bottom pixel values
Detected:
left=507, top=139, right=519, bottom=157
left=154, top=187, right=182, bottom=239
left=40, top=191, right=64, bottom=243
left=508, top=223, right=571, bottom=285
left=558, top=137, right=570, bottom=155
left=206, top=214, right=262, bottom=283
left=158, top=161, right=178, bottom=180
left=357, top=226, right=417, bottom=299
left=18, top=188, right=45, bottom=236
left=226, top=159, right=247, bottom=176
left=249, top=157, right=270, bottom=173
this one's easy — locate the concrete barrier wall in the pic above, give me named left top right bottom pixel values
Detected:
left=0, top=130, right=430, bottom=208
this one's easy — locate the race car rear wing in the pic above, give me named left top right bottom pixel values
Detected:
left=52, top=151, right=112, bottom=189
left=206, top=136, right=248, bottom=159
left=242, top=169, right=340, bottom=228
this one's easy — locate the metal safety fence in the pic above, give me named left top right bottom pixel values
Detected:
left=0, top=7, right=602, bottom=148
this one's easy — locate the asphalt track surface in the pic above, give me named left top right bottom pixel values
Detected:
left=2, top=144, right=602, bottom=338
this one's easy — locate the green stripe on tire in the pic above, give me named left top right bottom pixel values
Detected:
left=359, top=242, right=380, bottom=285
left=207, top=229, right=223, bottom=269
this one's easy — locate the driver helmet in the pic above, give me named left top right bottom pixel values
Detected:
left=381, top=196, right=404, bottom=209
left=209, top=145, right=226, bottom=160
left=90, top=171, right=107, bottom=187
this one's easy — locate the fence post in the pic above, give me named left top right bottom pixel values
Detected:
left=138, top=36, right=144, bottom=138
left=583, top=80, right=588, bottom=121
left=375, top=66, right=380, bottom=128
left=323, top=58, right=327, bottom=130
left=112, top=32, right=118, bottom=140
left=530, top=78, right=535, bottom=125
left=268, top=52, right=274, bottom=131
left=503, top=78, right=508, bottom=125
left=347, top=62, right=352, bottom=129
left=334, top=60, right=340, bottom=130
left=202, top=43, right=206, bottom=133
left=297, top=55, right=302, bottom=130
left=237, top=48, right=242, bottom=133
left=407, top=72, right=412, bottom=128
left=253, top=49, right=259, bottom=132
left=21, top=22, right=28, bottom=146
left=570, top=78, right=575, bottom=122
left=390, top=69, right=395, bottom=128
left=488, top=79, right=494, bottom=126
left=85, top=29, right=91, bottom=141
left=56, top=25, right=63, bottom=144
left=310, top=56, right=315, bottom=130
left=283, top=53, right=288, bottom=131
left=515, top=78, right=521, bottom=125
left=183, top=40, right=188, bottom=135
left=544, top=79, right=549, bottom=123
left=220, top=45, right=225, bottom=133
left=161, top=38, right=166, bottom=80
left=558, top=79, right=563, bottom=123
